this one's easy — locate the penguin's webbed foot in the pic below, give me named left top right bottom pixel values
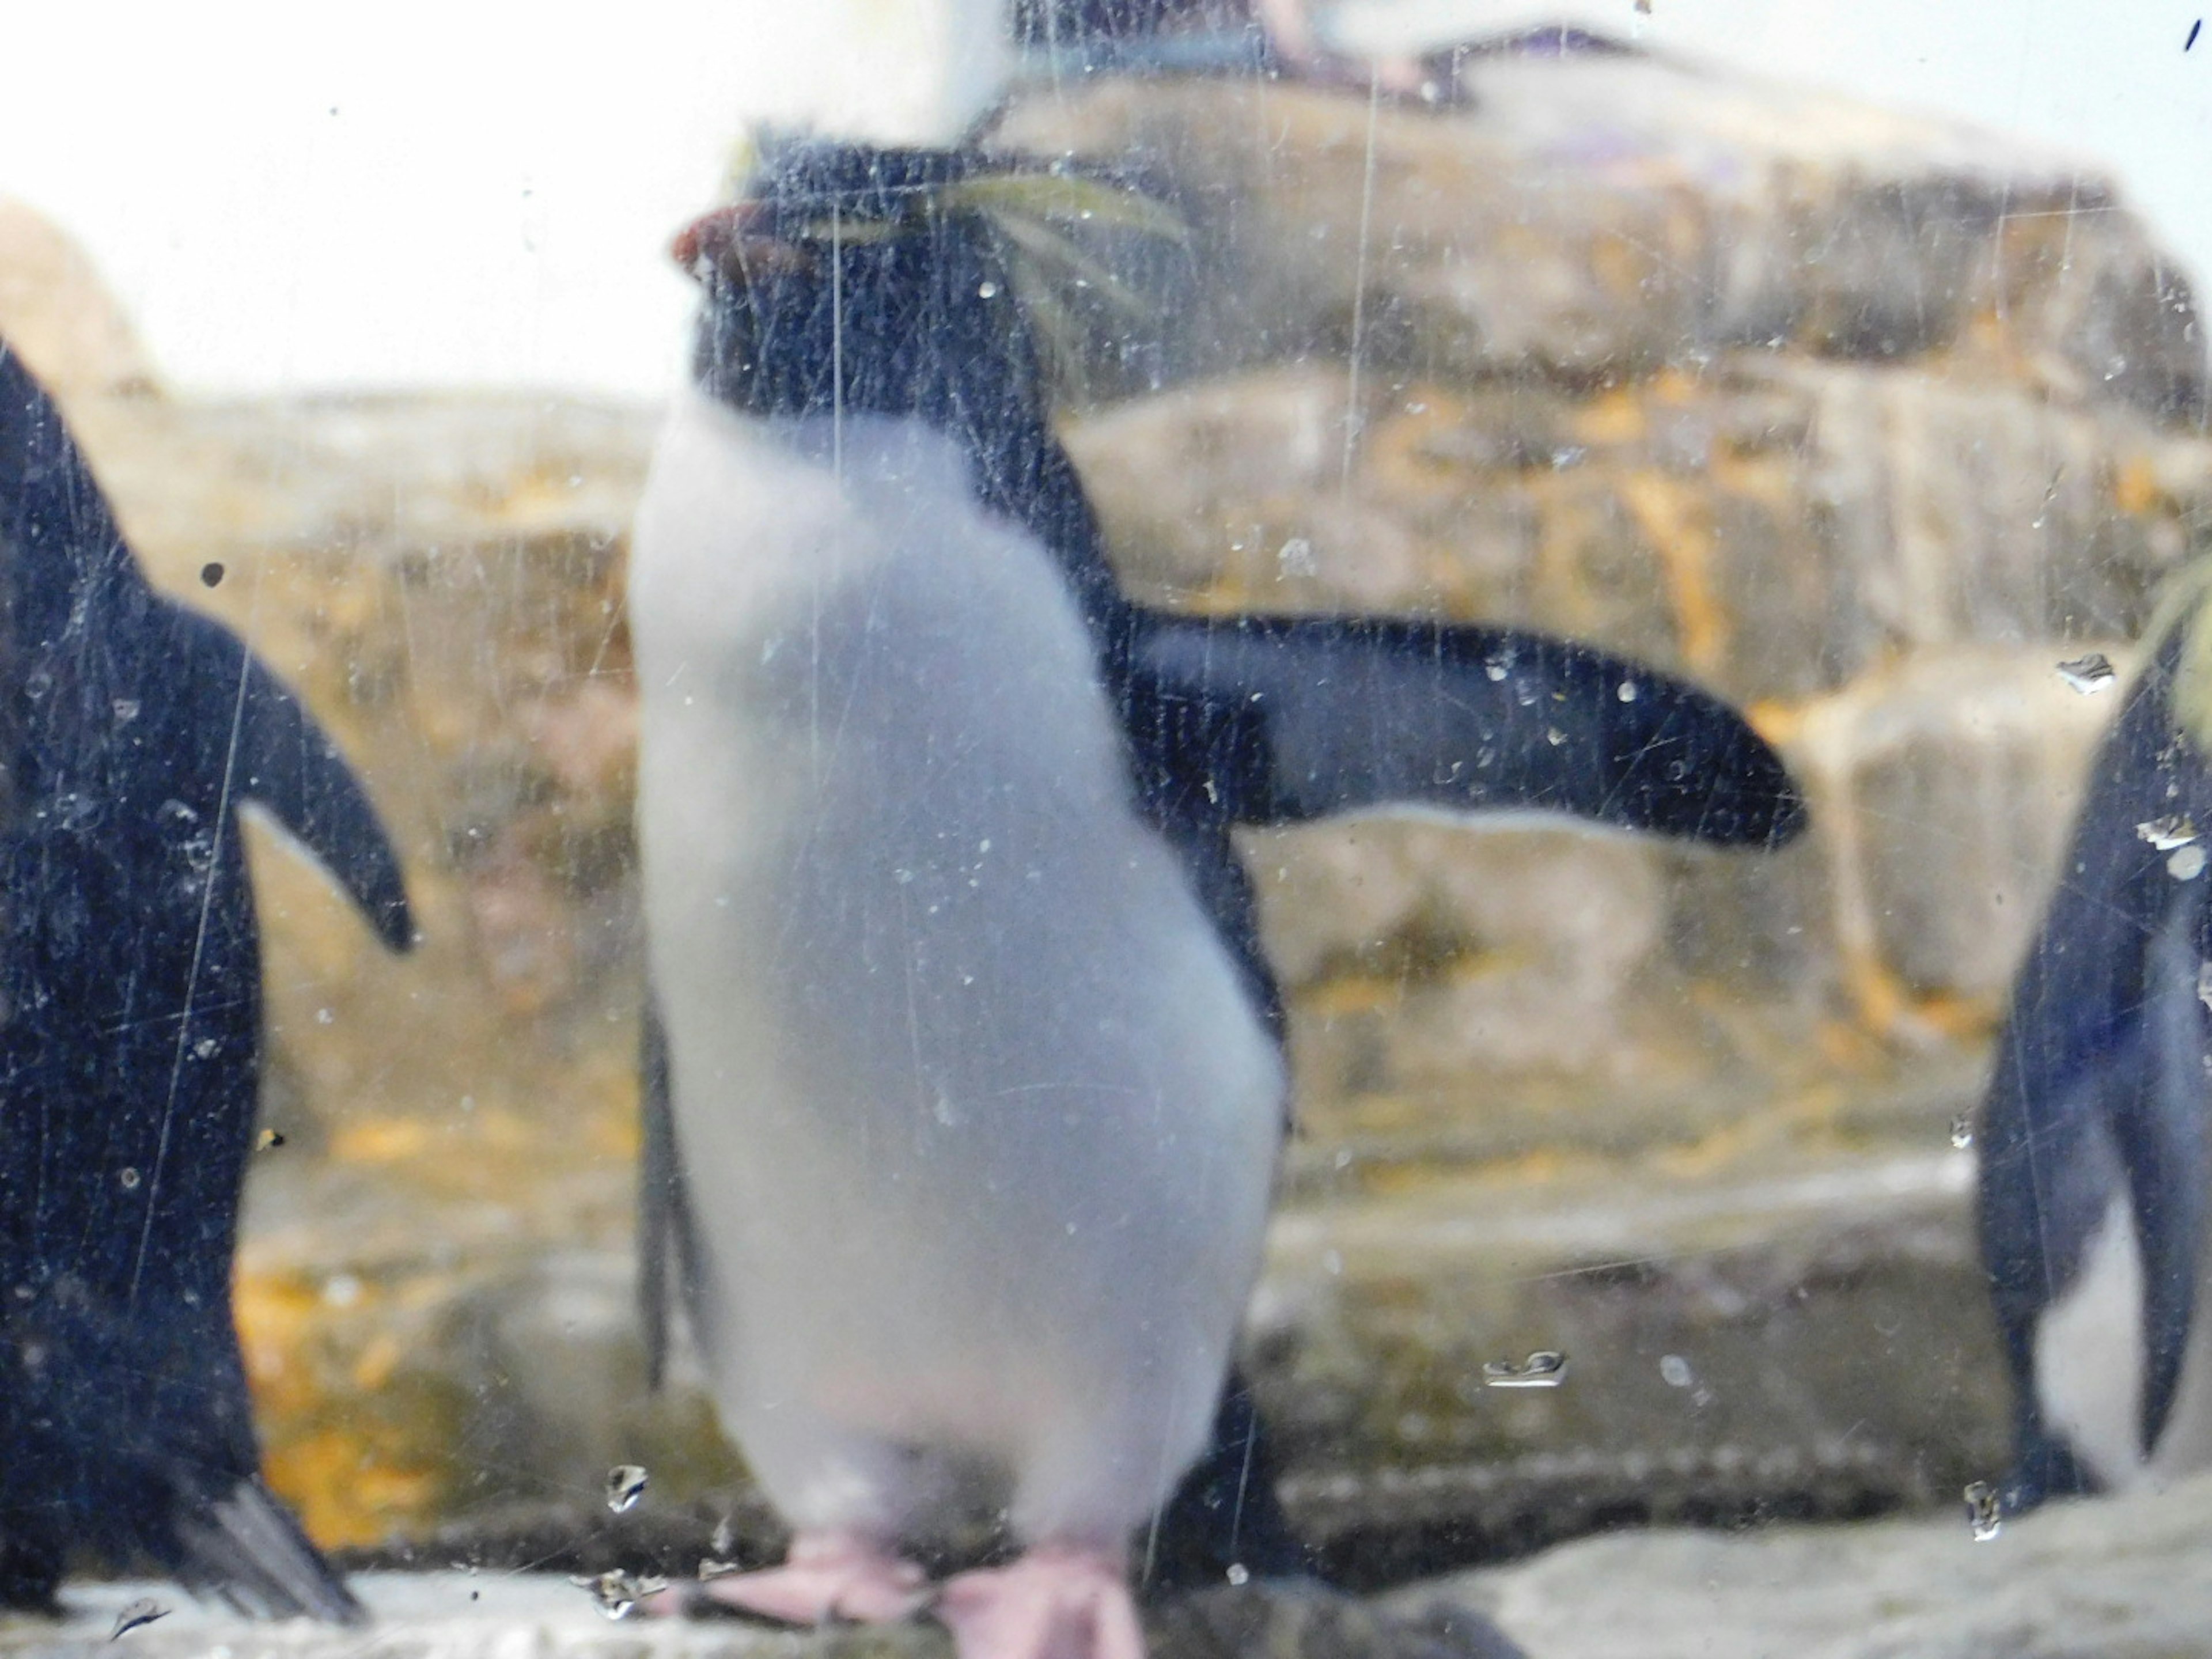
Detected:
left=936, top=1543, right=1145, bottom=1659
left=648, top=1529, right=929, bottom=1625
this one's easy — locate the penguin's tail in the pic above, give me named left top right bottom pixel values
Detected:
left=164, top=1474, right=366, bottom=1625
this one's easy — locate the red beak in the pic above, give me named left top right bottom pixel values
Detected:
left=671, top=203, right=812, bottom=283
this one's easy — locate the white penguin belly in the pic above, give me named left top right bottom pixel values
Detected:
left=630, top=395, right=1284, bottom=1544
left=2035, top=1191, right=2148, bottom=1488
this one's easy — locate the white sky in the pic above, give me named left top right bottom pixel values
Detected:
left=2, top=0, right=2207, bottom=399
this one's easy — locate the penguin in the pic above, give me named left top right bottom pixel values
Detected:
left=1979, top=567, right=2212, bottom=1511
left=1005, top=0, right=1426, bottom=90
left=0, top=341, right=414, bottom=1619
left=628, top=138, right=1805, bottom=1659
left=873, top=0, right=1444, bottom=150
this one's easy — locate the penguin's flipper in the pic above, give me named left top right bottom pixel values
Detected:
left=1141, top=1371, right=1309, bottom=1593
left=169, top=605, right=414, bottom=952
left=1125, top=614, right=1806, bottom=846
left=2122, top=884, right=2211, bottom=1455
left=165, top=1474, right=366, bottom=1625
left=638, top=991, right=696, bottom=1393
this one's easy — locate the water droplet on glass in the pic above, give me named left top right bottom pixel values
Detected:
left=1949, top=1115, right=1974, bottom=1151
left=2137, top=815, right=2198, bottom=850
left=1278, top=536, right=1316, bottom=578
left=711, top=1514, right=737, bottom=1556
left=111, top=699, right=139, bottom=724
left=111, top=1597, right=169, bottom=1638
left=1225, top=1563, right=1251, bottom=1586
left=977, top=280, right=999, bottom=299
left=1483, top=1350, right=1567, bottom=1388
left=1658, top=1354, right=1693, bottom=1388
left=118, top=1167, right=140, bottom=1190
left=2171, top=845, right=2208, bottom=882
left=605, top=1464, right=649, bottom=1513
left=1546, top=728, right=1565, bottom=746
left=194, top=1037, right=217, bottom=1059
left=1964, top=1480, right=2002, bottom=1542
left=573, top=1569, right=665, bottom=1620
left=24, top=670, right=50, bottom=701
left=1616, top=680, right=1638, bottom=703
left=323, top=1272, right=362, bottom=1308
left=315, top=1007, right=334, bottom=1025
left=200, top=562, right=225, bottom=588
left=1484, top=661, right=1508, bottom=682
left=256, top=1128, right=286, bottom=1152
left=2055, top=653, right=2116, bottom=695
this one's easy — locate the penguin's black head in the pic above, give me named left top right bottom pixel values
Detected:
left=675, top=143, right=1050, bottom=430
left=672, top=139, right=1185, bottom=435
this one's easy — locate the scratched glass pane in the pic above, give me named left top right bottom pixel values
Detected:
left=0, top=3, right=2202, bottom=1653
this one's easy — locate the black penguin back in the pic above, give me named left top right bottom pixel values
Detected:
left=0, top=342, right=399, bottom=1620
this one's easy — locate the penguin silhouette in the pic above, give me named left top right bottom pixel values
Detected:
left=630, top=140, right=1805, bottom=1659
left=0, top=342, right=413, bottom=1619
left=1981, top=569, right=2212, bottom=1510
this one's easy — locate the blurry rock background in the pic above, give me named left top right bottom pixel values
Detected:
left=6, top=36, right=2208, bottom=1585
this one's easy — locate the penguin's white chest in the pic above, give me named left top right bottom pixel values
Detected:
left=628, top=395, right=1282, bottom=1541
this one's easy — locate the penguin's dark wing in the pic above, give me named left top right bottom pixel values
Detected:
left=1141, top=1372, right=1309, bottom=1592
left=638, top=991, right=701, bottom=1392
left=1122, top=613, right=1806, bottom=846
left=2131, top=866, right=2211, bottom=1454
left=160, top=603, right=414, bottom=952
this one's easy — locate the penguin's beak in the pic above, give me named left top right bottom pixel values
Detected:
left=671, top=204, right=813, bottom=286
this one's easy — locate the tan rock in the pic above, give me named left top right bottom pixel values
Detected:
left=1789, top=644, right=2120, bottom=1029
left=990, top=54, right=2204, bottom=421
left=1419, top=1467, right=2212, bottom=1659
left=1066, top=358, right=2208, bottom=707
left=0, top=197, right=158, bottom=400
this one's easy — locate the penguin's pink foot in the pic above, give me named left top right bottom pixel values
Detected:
left=646, top=1529, right=929, bottom=1625
left=935, top=1543, right=1145, bottom=1659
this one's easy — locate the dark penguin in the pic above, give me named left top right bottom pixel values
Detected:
left=1003, top=0, right=1446, bottom=101
left=1980, top=573, right=2212, bottom=1510
left=0, top=343, right=413, bottom=1619
left=1007, top=0, right=1374, bottom=82
left=630, top=140, right=1805, bottom=1659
